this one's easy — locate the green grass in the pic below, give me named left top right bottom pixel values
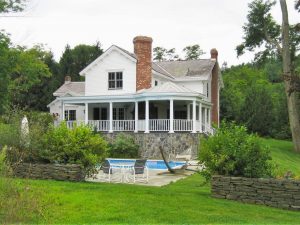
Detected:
left=262, top=138, right=300, bottom=177
left=21, top=174, right=300, bottom=224
left=2, top=138, right=300, bottom=224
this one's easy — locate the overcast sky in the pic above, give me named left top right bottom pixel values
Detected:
left=1, top=0, right=298, bottom=65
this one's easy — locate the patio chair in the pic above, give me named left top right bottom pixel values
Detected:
left=131, top=159, right=149, bottom=183
left=99, top=159, right=121, bottom=182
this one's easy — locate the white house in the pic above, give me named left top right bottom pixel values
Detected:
left=48, top=36, right=223, bottom=134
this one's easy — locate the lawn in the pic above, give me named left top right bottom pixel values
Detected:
left=21, top=173, right=300, bottom=224
left=262, top=138, right=300, bottom=177
left=2, top=138, right=300, bottom=224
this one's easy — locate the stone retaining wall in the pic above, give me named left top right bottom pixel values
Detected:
left=211, top=175, right=300, bottom=211
left=13, top=163, right=85, bottom=181
left=102, top=132, right=201, bottom=159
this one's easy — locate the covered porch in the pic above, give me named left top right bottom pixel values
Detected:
left=61, top=97, right=213, bottom=134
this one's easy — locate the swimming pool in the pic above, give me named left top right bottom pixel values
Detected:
left=107, top=159, right=186, bottom=170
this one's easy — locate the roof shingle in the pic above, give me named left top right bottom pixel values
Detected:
left=53, top=82, right=85, bottom=96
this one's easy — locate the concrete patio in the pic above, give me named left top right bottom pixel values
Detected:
left=86, top=163, right=200, bottom=187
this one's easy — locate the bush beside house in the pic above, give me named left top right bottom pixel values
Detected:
left=41, top=123, right=108, bottom=176
left=199, top=121, right=274, bottom=180
left=108, top=133, right=139, bottom=158
left=0, top=113, right=108, bottom=178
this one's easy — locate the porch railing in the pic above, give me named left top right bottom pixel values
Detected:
left=149, top=119, right=170, bottom=131
left=113, top=120, right=135, bottom=131
left=88, top=120, right=109, bottom=131
left=63, top=119, right=214, bottom=134
left=174, top=119, right=193, bottom=131
left=66, top=120, right=84, bottom=129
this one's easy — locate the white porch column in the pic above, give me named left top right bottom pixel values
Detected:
left=145, top=100, right=149, bottom=133
left=61, top=101, right=65, bottom=120
left=109, top=102, right=113, bottom=133
left=85, top=103, right=88, bottom=125
left=134, top=101, right=138, bottom=133
left=187, top=104, right=190, bottom=120
left=192, top=100, right=197, bottom=133
left=169, top=99, right=174, bottom=133
left=204, top=107, right=207, bottom=132
left=199, top=102, right=202, bottom=133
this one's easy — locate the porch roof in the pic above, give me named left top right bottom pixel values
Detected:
left=58, top=89, right=211, bottom=105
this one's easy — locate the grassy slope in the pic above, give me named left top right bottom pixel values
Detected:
left=2, top=138, right=300, bottom=224
left=26, top=173, right=300, bottom=224
left=262, top=138, right=300, bottom=176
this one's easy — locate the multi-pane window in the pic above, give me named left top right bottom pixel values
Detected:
left=113, top=108, right=117, bottom=120
left=118, top=108, right=125, bottom=120
left=108, top=72, right=123, bottom=89
left=113, top=108, right=125, bottom=120
left=64, top=110, right=76, bottom=121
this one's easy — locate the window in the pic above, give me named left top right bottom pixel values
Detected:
left=108, top=72, right=123, bottom=89
left=113, top=108, right=125, bottom=120
left=206, top=83, right=209, bottom=97
left=119, top=108, right=125, bottom=120
left=154, top=80, right=158, bottom=86
left=64, top=110, right=76, bottom=121
left=113, top=108, right=117, bottom=120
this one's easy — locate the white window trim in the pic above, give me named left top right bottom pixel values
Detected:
left=107, top=69, right=124, bottom=90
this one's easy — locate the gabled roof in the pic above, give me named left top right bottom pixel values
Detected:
left=152, top=62, right=175, bottom=79
left=113, top=45, right=137, bottom=59
left=53, top=82, right=85, bottom=97
left=155, top=59, right=216, bottom=78
left=79, top=45, right=137, bottom=76
left=138, top=81, right=199, bottom=94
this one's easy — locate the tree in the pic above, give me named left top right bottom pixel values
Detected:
left=24, top=47, right=61, bottom=111
left=153, top=47, right=179, bottom=61
left=0, top=33, right=11, bottom=114
left=240, top=83, right=274, bottom=136
left=153, top=47, right=167, bottom=61
left=236, top=0, right=300, bottom=152
left=183, top=44, right=205, bottom=60
left=59, top=43, right=103, bottom=81
left=0, top=0, right=25, bottom=13
left=220, top=63, right=290, bottom=139
left=8, top=46, right=51, bottom=110
left=0, top=33, right=52, bottom=113
left=296, top=0, right=300, bottom=12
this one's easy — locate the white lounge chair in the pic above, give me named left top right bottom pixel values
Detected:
left=174, top=147, right=192, bottom=161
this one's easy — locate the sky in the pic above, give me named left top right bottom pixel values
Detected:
left=1, top=0, right=299, bottom=66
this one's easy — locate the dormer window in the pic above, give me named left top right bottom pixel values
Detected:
left=108, top=72, right=123, bottom=90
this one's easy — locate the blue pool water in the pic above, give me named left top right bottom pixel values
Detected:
left=108, top=159, right=185, bottom=170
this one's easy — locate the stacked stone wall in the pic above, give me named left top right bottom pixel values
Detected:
left=102, top=132, right=201, bottom=159
left=13, top=163, right=85, bottom=181
left=212, top=175, right=300, bottom=211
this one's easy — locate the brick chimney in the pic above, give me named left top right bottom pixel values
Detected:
left=65, top=75, right=71, bottom=84
left=210, top=48, right=220, bottom=127
left=133, top=36, right=153, bottom=91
